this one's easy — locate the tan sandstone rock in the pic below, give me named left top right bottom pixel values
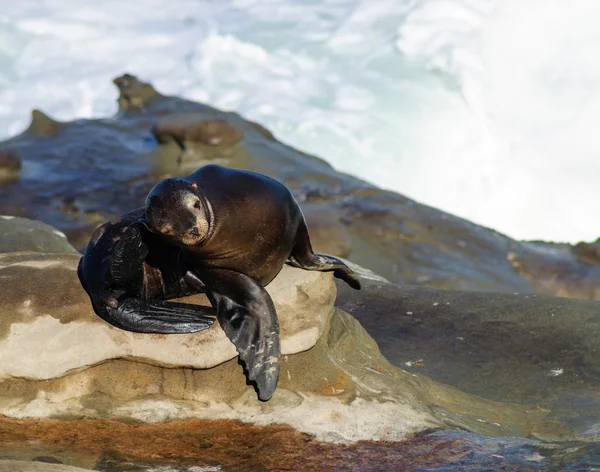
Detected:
left=0, top=306, right=560, bottom=444
left=0, top=462, right=93, bottom=472
left=0, top=252, right=335, bottom=379
left=0, top=217, right=78, bottom=255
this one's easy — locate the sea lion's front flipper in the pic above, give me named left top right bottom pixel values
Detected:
left=289, top=219, right=361, bottom=290
left=204, top=268, right=280, bottom=401
left=104, top=298, right=216, bottom=334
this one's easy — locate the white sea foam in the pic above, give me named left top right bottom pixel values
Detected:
left=1, top=0, right=599, bottom=243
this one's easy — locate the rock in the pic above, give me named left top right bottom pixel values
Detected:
left=113, top=74, right=161, bottom=112
left=0, top=310, right=558, bottom=443
left=26, top=110, right=62, bottom=136
left=0, top=444, right=100, bottom=471
left=0, top=462, right=93, bottom=472
left=336, top=274, right=600, bottom=440
left=502, top=241, right=600, bottom=299
left=1, top=73, right=600, bottom=300
left=0, top=217, right=79, bottom=254
left=0, top=150, right=21, bottom=183
left=573, top=239, right=600, bottom=264
left=300, top=203, right=353, bottom=258
left=152, top=115, right=244, bottom=148
left=0, top=252, right=334, bottom=379
left=0, top=253, right=562, bottom=443
left=151, top=114, right=245, bottom=171
left=0, top=419, right=566, bottom=471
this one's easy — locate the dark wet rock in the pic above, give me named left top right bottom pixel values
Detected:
left=0, top=117, right=159, bottom=246
left=301, top=203, right=353, bottom=257
left=26, top=110, right=62, bottom=137
left=59, top=196, right=79, bottom=218
left=0, top=150, right=21, bottom=183
left=0, top=73, right=599, bottom=300
left=336, top=275, right=600, bottom=439
left=504, top=241, right=600, bottom=299
left=0, top=217, right=78, bottom=254
left=0, top=203, right=29, bottom=218
left=113, top=74, right=161, bottom=112
left=573, top=239, right=600, bottom=265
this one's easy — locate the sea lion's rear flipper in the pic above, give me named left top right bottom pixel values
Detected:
left=289, top=219, right=361, bottom=290
left=204, top=268, right=280, bottom=401
left=110, top=222, right=149, bottom=288
left=104, top=298, right=216, bottom=334
left=105, top=223, right=216, bottom=333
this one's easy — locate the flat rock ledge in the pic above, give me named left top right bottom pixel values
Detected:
left=0, top=253, right=562, bottom=444
left=0, top=252, right=335, bottom=378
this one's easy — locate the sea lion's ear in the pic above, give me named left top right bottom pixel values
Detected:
left=145, top=195, right=163, bottom=214
left=189, top=182, right=201, bottom=197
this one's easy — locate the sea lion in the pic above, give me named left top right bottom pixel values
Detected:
left=79, top=164, right=360, bottom=401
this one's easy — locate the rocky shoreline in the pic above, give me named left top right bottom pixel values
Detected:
left=1, top=75, right=600, bottom=471
left=1, top=245, right=557, bottom=443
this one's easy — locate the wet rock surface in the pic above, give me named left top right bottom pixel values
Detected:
left=336, top=276, right=600, bottom=440
left=1, top=74, right=599, bottom=299
left=0, top=420, right=598, bottom=472
left=0, top=150, right=21, bottom=183
left=301, top=203, right=353, bottom=257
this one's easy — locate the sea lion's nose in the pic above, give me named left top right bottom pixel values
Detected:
left=191, top=227, right=200, bottom=237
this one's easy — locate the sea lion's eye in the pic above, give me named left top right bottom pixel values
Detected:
left=194, top=200, right=201, bottom=209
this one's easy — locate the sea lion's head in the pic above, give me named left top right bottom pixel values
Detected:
left=145, top=178, right=211, bottom=246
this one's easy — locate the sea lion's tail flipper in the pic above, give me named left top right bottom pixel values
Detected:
left=104, top=298, right=216, bottom=334
left=204, top=269, right=280, bottom=401
left=289, top=220, right=361, bottom=290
